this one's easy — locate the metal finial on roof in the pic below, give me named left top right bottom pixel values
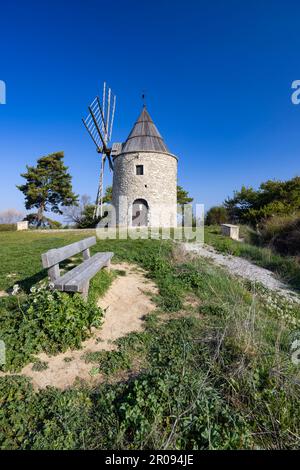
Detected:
left=122, top=107, right=169, bottom=153
left=142, top=91, right=146, bottom=108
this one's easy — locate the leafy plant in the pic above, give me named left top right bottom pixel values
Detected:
left=0, top=282, right=103, bottom=371
left=1, top=231, right=300, bottom=450
left=32, top=360, right=48, bottom=372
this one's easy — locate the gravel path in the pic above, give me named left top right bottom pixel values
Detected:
left=182, top=242, right=300, bottom=304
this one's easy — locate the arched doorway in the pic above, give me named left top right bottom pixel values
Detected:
left=132, top=199, right=149, bottom=227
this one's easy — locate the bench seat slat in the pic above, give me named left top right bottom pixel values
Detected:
left=54, top=252, right=113, bottom=292
left=54, top=253, right=104, bottom=288
left=42, top=237, right=96, bottom=268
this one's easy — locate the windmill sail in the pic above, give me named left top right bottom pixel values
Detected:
left=82, top=83, right=116, bottom=218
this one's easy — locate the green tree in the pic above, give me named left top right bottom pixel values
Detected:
left=76, top=204, right=100, bottom=229
left=65, top=186, right=112, bottom=228
left=224, top=177, right=300, bottom=225
left=103, top=186, right=112, bottom=203
left=25, top=213, right=62, bottom=229
left=205, top=206, right=228, bottom=225
left=177, top=185, right=193, bottom=206
left=177, top=185, right=194, bottom=227
left=224, top=186, right=258, bottom=223
left=17, top=152, right=78, bottom=226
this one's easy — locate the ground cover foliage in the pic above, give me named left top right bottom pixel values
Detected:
left=1, top=232, right=300, bottom=449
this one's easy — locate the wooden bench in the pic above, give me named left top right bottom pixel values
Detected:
left=41, top=236, right=114, bottom=300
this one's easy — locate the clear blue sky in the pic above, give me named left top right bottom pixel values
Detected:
left=0, top=0, right=299, bottom=217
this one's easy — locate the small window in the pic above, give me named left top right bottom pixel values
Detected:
left=136, top=165, right=144, bottom=175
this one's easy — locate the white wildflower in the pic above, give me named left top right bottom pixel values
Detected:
left=12, top=284, right=20, bottom=295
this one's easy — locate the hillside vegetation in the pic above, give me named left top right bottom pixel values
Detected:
left=204, top=176, right=300, bottom=286
left=1, top=231, right=300, bottom=449
left=224, top=177, right=300, bottom=226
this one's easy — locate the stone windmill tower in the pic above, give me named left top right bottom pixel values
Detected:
left=112, top=106, right=178, bottom=228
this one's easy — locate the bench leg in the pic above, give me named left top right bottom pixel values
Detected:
left=82, top=248, right=90, bottom=260
left=81, top=281, right=90, bottom=301
left=105, top=259, right=111, bottom=272
left=48, top=265, right=60, bottom=283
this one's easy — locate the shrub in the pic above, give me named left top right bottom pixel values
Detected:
left=259, top=214, right=300, bottom=256
left=47, top=219, right=62, bottom=229
left=0, top=283, right=103, bottom=371
left=205, top=206, right=228, bottom=225
left=25, top=213, right=62, bottom=229
left=32, top=360, right=48, bottom=371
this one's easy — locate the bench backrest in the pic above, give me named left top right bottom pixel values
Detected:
left=41, top=237, right=96, bottom=269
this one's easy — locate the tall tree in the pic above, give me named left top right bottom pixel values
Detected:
left=177, top=185, right=193, bottom=207
left=17, top=152, right=78, bottom=226
left=177, top=185, right=194, bottom=226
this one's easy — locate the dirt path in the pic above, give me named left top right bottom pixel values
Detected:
left=4, top=263, right=158, bottom=390
left=182, top=242, right=300, bottom=304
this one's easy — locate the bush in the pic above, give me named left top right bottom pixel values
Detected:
left=76, top=204, right=98, bottom=228
left=259, top=214, right=300, bottom=256
left=25, top=213, right=62, bottom=229
left=0, top=283, right=103, bottom=371
left=205, top=206, right=228, bottom=225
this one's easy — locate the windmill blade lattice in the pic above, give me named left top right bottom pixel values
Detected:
left=82, top=83, right=116, bottom=218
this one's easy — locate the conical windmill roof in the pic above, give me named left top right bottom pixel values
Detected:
left=122, top=107, right=169, bottom=153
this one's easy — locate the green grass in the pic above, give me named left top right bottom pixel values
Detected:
left=0, top=231, right=182, bottom=311
left=0, top=231, right=121, bottom=371
left=0, top=230, right=96, bottom=291
left=204, top=226, right=300, bottom=290
left=1, top=231, right=300, bottom=449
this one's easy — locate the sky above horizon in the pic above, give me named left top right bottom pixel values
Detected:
left=0, top=0, right=299, bottom=218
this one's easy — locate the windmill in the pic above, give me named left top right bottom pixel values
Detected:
left=82, top=82, right=117, bottom=218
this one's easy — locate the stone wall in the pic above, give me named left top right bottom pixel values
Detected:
left=112, top=151, right=178, bottom=227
